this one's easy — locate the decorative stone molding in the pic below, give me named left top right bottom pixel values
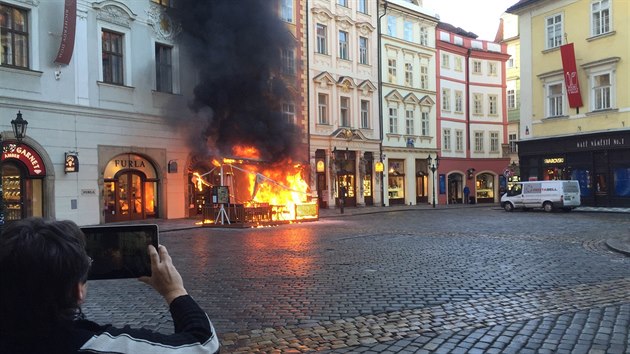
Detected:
left=93, top=1, right=136, bottom=28
left=146, top=4, right=181, bottom=41
left=312, top=7, right=334, bottom=23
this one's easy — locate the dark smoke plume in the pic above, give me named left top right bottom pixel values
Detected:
left=168, top=0, right=300, bottom=162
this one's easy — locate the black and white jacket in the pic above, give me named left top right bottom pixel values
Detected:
left=1, top=295, right=220, bottom=354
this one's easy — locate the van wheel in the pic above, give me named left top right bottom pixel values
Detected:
left=543, top=202, right=554, bottom=212
left=503, top=203, right=514, bottom=212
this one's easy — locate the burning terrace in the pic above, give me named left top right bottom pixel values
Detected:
left=192, top=151, right=318, bottom=228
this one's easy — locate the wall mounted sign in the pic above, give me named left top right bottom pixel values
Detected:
left=65, top=152, right=79, bottom=173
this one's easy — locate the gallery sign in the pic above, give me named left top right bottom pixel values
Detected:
left=2, top=143, right=46, bottom=177
left=54, top=0, right=77, bottom=65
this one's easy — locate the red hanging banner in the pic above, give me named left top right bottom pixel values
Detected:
left=54, top=0, right=77, bottom=65
left=560, top=43, right=583, bottom=108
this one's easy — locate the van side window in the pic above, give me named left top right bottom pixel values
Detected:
left=508, top=184, right=522, bottom=196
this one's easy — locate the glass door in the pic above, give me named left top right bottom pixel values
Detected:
left=104, top=172, right=146, bottom=222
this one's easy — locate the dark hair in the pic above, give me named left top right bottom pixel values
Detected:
left=0, top=217, right=91, bottom=335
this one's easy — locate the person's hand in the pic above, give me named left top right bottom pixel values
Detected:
left=139, top=245, right=188, bottom=305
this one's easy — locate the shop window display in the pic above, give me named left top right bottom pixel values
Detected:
left=614, top=168, right=630, bottom=196
left=476, top=173, right=494, bottom=202
left=388, top=160, right=405, bottom=203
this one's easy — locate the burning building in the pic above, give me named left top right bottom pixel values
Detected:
left=167, top=0, right=314, bottom=225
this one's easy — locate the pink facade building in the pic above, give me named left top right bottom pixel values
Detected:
left=435, top=23, right=511, bottom=205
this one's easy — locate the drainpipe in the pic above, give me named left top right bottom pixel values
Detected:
left=306, top=0, right=311, bottom=167
left=378, top=1, right=388, bottom=206
left=465, top=48, right=471, bottom=155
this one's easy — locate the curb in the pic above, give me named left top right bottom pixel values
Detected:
left=605, top=237, right=630, bottom=257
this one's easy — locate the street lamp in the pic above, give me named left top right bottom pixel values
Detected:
left=427, top=154, right=439, bottom=208
left=0, top=111, right=29, bottom=230
left=12, top=111, right=28, bottom=141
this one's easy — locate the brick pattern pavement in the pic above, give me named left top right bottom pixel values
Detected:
left=221, top=278, right=630, bottom=353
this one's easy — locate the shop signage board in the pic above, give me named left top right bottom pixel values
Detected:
left=2, top=143, right=46, bottom=177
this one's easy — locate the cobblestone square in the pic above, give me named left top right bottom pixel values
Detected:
left=83, top=207, right=630, bottom=353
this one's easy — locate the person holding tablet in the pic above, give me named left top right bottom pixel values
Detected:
left=0, top=217, right=220, bottom=354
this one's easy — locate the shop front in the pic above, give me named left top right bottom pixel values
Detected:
left=387, top=159, right=406, bottom=205
left=102, top=153, right=160, bottom=222
left=518, top=130, right=630, bottom=207
left=332, top=149, right=357, bottom=207
left=1, top=142, right=47, bottom=222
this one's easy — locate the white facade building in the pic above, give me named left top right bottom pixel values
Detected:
left=0, top=0, right=196, bottom=225
left=380, top=0, right=438, bottom=206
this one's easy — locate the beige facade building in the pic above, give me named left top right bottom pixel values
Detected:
left=308, top=0, right=381, bottom=208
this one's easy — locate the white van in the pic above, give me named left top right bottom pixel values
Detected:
left=501, top=180, right=581, bottom=212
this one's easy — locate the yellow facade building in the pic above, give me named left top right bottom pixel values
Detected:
left=508, top=0, right=630, bottom=207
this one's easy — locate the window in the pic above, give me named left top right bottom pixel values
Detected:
left=316, top=24, right=327, bottom=54
left=455, top=90, right=463, bottom=113
left=421, top=112, right=429, bottom=136
left=389, top=108, right=398, bottom=134
left=546, top=14, right=563, bottom=49
left=507, top=57, right=514, bottom=68
left=455, top=130, right=464, bottom=151
left=507, top=89, right=516, bottom=109
left=490, top=132, right=500, bottom=153
left=420, top=27, right=428, bottom=46
left=472, top=60, right=482, bottom=74
left=155, top=44, right=172, bottom=93
left=473, top=93, right=483, bottom=115
left=488, top=62, right=497, bottom=76
left=102, top=30, right=124, bottom=84
left=387, top=16, right=396, bottom=37
left=282, top=103, right=295, bottom=124
left=403, top=21, right=413, bottom=41
left=360, top=100, right=370, bottom=128
left=593, top=73, right=611, bottom=110
left=441, top=53, right=450, bottom=68
left=592, top=0, right=610, bottom=36
left=281, top=49, right=295, bottom=75
left=359, top=37, right=368, bottom=64
left=1, top=4, right=29, bottom=68
left=420, top=64, right=429, bottom=89
left=474, top=131, right=484, bottom=152
left=281, top=0, right=293, bottom=23
left=404, top=62, right=413, bottom=86
left=358, top=0, right=368, bottom=14
left=547, top=83, right=563, bottom=117
left=509, top=133, right=518, bottom=153
left=388, top=59, right=396, bottom=83
left=337, top=0, right=348, bottom=6
left=338, top=31, right=348, bottom=60
left=405, top=109, right=414, bottom=135
left=318, top=93, right=329, bottom=124
left=454, top=57, right=463, bottom=72
left=441, top=88, right=451, bottom=111
left=443, top=128, right=451, bottom=151
left=488, top=94, right=498, bottom=115
left=340, top=96, right=350, bottom=127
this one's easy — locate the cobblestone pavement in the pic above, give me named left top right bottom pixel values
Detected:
left=83, top=207, right=630, bottom=353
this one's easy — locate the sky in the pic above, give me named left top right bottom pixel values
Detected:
left=423, top=0, right=518, bottom=41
